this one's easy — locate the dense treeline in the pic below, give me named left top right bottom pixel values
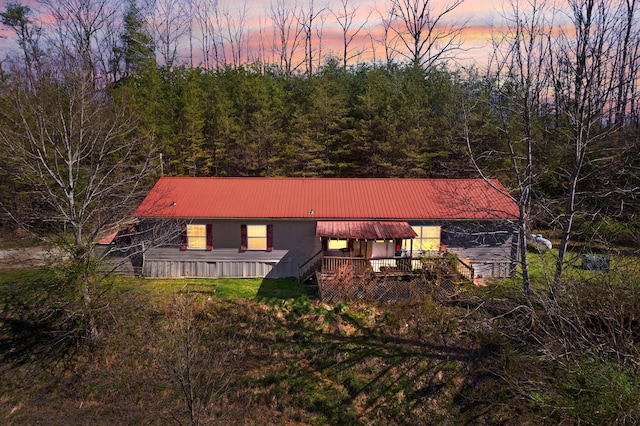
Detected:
left=124, top=60, right=640, bottom=240
left=129, top=63, right=471, bottom=179
left=0, top=0, right=638, bottom=248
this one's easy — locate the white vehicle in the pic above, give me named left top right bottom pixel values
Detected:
left=527, top=234, right=552, bottom=252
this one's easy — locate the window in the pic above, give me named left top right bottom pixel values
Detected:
left=241, top=224, right=273, bottom=251
left=247, top=224, right=267, bottom=250
left=327, top=239, right=348, bottom=250
left=403, top=226, right=441, bottom=252
left=187, top=224, right=206, bottom=249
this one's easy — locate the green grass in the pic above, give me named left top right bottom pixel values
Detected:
left=2, top=260, right=640, bottom=424
left=1, top=247, right=638, bottom=425
left=0, top=268, right=59, bottom=303
left=113, top=276, right=306, bottom=301
left=465, top=246, right=636, bottom=299
left=0, top=238, right=45, bottom=249
left=0, top=268, right=48, bottom=285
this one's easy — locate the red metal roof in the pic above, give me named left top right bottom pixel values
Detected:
left=133, top=177, right=520, bottom=220
left=316, top=221, right=418, bottom=239
left=97, top=231, right=118, bottom=245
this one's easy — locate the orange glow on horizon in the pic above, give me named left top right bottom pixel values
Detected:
left=0, top=0, right=573, bottom=72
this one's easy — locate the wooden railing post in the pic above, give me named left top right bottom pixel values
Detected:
left=298, top=250, right=323, bottom=282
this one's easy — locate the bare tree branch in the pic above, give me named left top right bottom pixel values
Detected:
left=389, top=0, right=468, bottom=70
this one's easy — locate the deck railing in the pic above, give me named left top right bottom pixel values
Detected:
left=317, top=253, right=476, bottom=281
left=298, top=249, right=323, bottom=282
left=453, top=257, right=474, bottom=281
left=322, top=256, right=423, bottom=275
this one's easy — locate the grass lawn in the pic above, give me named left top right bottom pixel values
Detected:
left=0, top=237, right=44, bottom=249
left=113, top=275, right=307, bottom=301
left=464, top=246, right=637, bottom=299
left=1, top=254, right=639, bottom=425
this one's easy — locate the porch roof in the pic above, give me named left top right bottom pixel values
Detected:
left=316, top=221, right=417, bottom=240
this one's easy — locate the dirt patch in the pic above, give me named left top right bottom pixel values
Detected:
left=0, top=246, right=62, bottom=270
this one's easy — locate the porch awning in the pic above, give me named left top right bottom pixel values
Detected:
left=316, top=221, right=417, bottom=240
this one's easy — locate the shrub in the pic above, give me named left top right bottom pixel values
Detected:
left=573, top=216, right=640, bottom=247
left=552, top=356, right=640, bottom=424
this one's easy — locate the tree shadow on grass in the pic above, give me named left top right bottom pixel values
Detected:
left=252, top=327, right=480, bottom=424
left=0, top=269, right=81, bottom=370
left=234, top=296, right=487, bottom=425
left=256, top=278, right=306, bottom=300
left=0, top=311, right=85, bottom=393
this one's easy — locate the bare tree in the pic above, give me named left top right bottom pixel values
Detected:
left=331, top=0, right=370, bottom=69
left=185, top=0, right=196, bottom=67
left=270, top=0, right=305, bottom=76
left=252, top=14, right=269, bottom=71
left=298, top=0, right=324, bottom=76
left=192, top=0, right=220, bottom=69
left=146, top=0, right=189, bottom=67
left=221, top=1, right=248, bottom=68
left=612, top=0, right=639, bottom=125
left=100, top=7, right=126, bottom=82
left=213, top=3, right=227, bottom=67
left=0, top=3, right=42, bottom=87
left=478, top=0, right=553, bottom=298
left=370, top=4, right=399, bottom=67
left=315, top=10, right=327, bottom=71
left=0, top=55, right=156, bottom=340
left=41, top=0, right=123, bottom=84
left=550, top=0, right=618, bottom=292
left=389, top=0, right=467, bottom=70
left=161, top=287, right=232, bottom=426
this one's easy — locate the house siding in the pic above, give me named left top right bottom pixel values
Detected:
left=443, top=221, right=518, bottom=278
left=142, top=220, right=321, bottom=279
left=129, top=219, right=518, bottom=280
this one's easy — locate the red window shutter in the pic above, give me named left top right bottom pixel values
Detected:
left=240, top=224, right=247, bottom=251
left=206, top=223, right=213, bottom=251
left=180, top=225, right=187, bottom=251
left=395, top=239, right=402, bottom=252
left=439, top=227, right=447, bottom=252
left=266, top=224, right=273, bottom=252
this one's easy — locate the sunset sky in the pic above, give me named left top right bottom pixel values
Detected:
left=0, top=0, right=508, bottom=69
left=234, top=0, right=504, bottom=68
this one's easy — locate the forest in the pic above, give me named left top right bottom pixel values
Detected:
left=0, top=0, right=639, bottom=424
left=0, top=0, right=638, bottom=251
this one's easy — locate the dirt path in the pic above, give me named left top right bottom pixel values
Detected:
left=0, top=246, right=62, bottom=270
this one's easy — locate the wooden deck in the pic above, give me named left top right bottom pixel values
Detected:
left=145, top=247, right=289, bottom=262
left=315, top=254, right=476, bottom=302
left=318, top=256, right=475, bottom=280
left=321, top=256, right=423, bottom=276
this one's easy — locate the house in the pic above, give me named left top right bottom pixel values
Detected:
left=130, top=177, right=521, bottom=281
